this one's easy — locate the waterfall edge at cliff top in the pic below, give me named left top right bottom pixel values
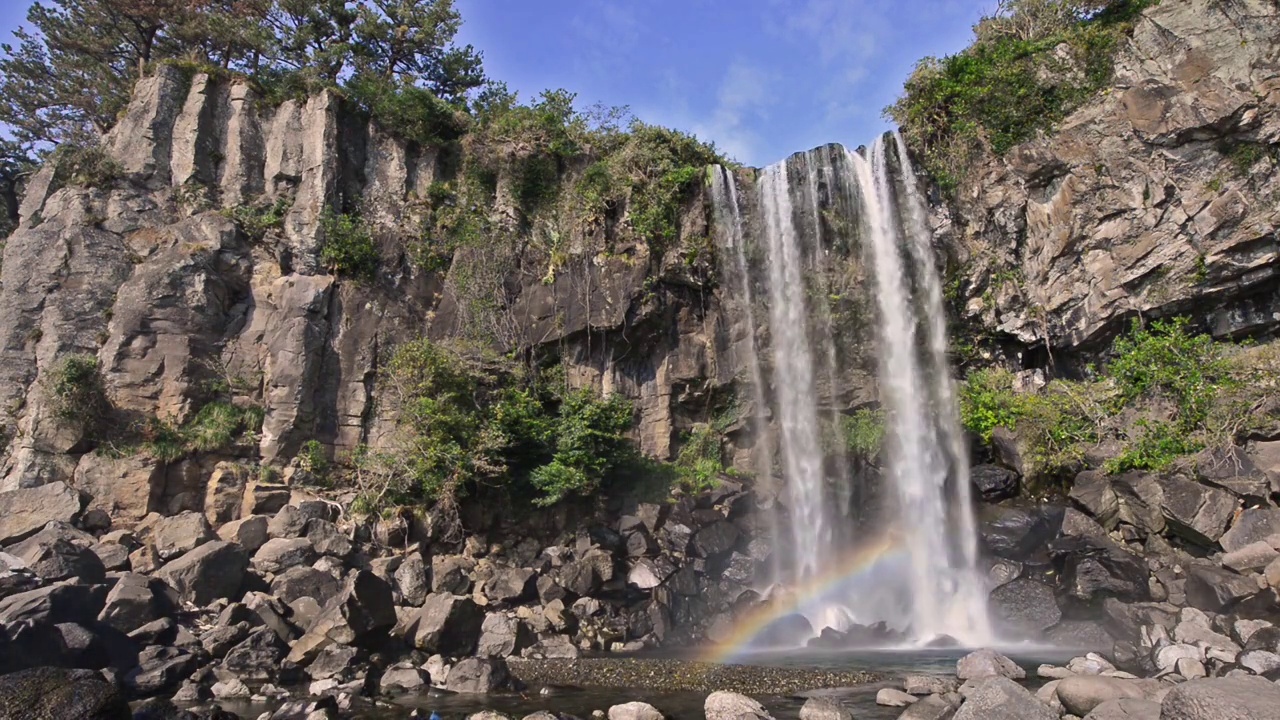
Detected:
left=706, top=136, right=993, bottom=656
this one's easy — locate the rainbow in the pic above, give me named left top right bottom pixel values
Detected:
left=700, top=532, right=910, bottom=663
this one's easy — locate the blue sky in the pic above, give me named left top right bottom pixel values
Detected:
left=0, top=0, right=993, bottom=167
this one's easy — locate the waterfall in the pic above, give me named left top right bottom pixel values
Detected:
left=710, top=138, right=990, bottom=647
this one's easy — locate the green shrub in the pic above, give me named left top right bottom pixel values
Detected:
left=1108, top=317, right=1233, bottom=430
left=674, top=424, right=726, bottom=492
left=183, top=401, right=262, bottom=453
left=345, top=73, right=468, bottom=146
left=959, top=368, right=1024, bottom=443
left=843, top=408, right=886, bottom=459
left=46, top=354, right=109, bottom=425
left=532, top=389, right=634, bottom=506
left=223, top=198, right=291, bottom=241
left=298, top=439, right=329, bottom=475
left=320, top=210, right=378, bottom=278
left=1104, top=419, right=1201, bottom=473
left=48, top=143, right=123, bottom=192
left=887, top=0, right=1154, bottom=194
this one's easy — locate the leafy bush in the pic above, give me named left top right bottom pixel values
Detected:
left=887, top=0, right=1154, bottom=193
left=46, top=354, right=109, bottom=425
left=320, top=210, right=378, bottom=278
left=48, top=143, right=123, bottom=192
left=959, top=369, right=1025, bottom=444
left=183, top=401, right=263, bottom=453
left=843, top=408, right=886, bottom=460
left=1104, top=419, right=1201, bottom=473
left=298, top=439, right=329, bottom=475
left=530, top=389, right=634, bottom=506
left=345, top=73, right=468, bottom=146
left=223, top=198, right=291, bottom=241
left=1109, top=317, right=1233, bottom=430
left=673, top=424, right=726, bottom=493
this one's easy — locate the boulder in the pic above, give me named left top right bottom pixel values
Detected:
left=1156, top=476, right=1236, bottom=546
left=0, top=483, right=82, bottom=544
left=798, top=697, right=853, bottom=720
left=201, top=622, right=250, bottom=659
left=217, top=515, right=269, bottom=552
left=1184, top=564, right=1259, bottom=611
left=609, top=702, right=665, bottom=720
left=252, top=537, right=317, bottom=574
left=1220, top=509, right=1280, bottom=554
left=482, top=566, right=535, bottom=605
left=124, top=645, right=198, bottom=696
left=1051, top=533, right=1150, bottom=602
left=154, top=540, right=248, bottom=605
left=394, top=554, right=429, bottom=606
left=897, top=695, right=960, bottom=720
left=0, top=583, right=105, bottom=626
left=1221, top=541, right=1279, bottom=573
left=150, top=511, right=215, bottom=561
left=972, top=464, right=1019, bottom=501
left=1056, top=676, right=1147, bottom=716
left=8, top=537, right=105, bottom=583
left=954, top=676, right=1055, bottom=720
left=431, top=555, right=475, bottom=594
left=1158, top=676, right=1280, bottom=719
left=379, top=664, right=428, bottom=693
left=989, top=578, right=1061, bottom=633
left=412, top=593, right=484, bottom=655
left=223, top=626, right=288, bottom=682
left=90, top=542, right=130, bottom=572
left=904, top=675, right=960, bottom=696
left=98, top=572, right=168, bottom=633
left=477, top=612, right=532, bottom=658
left=304, top=519, right=352, bottom=558
left=1071, top=472, right=1120, bottom=528
left=267, top=504, right=308, bottom=539
left=270, top=566, right=341, bottom=606
left=443, top=656, right=511, bottom=694
left=693, top=521, right=740, bottom=557
left=0, top=667, right=129, bottom=720
left=628, top=557, right=677, bottom=590
left=556, top=557, right=604, bottom=597
left=1085, top=698, right=1161, bottom=720
left=957, top=648, right=1026, bottom=680
left=704, top=691, right=773, bottom=720
left=204, top=462, right=249, bottom=525
left=876, top=688, right=917, bottom=706
left=286, top=569, right=395, bottom=664
left=73, top=454, right=163, bottom=524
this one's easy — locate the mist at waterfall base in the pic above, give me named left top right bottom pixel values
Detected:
left=707, top=133, right=996, bottom=659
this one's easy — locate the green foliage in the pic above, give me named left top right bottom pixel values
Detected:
left=1104, top=419, right=1201, bottom=473
left=1224, top=141, right=1273, bottom=177
left=48, top=143, right=122, bottom=191
left=183, top=401, right=264, bottom=453
left=319, top=210, right=378, bottom=278
left=223, top=198, right=292, bottom=242
left=46, top=354, right=108, bottom=425
left=843, top=408, right=886, bottom=459
left=345, top=73, right=468, bottom=146
left=365, top=338, right=638, bottom=512
left=673, top=424, right=726, bottom=493
left=959, top=369, right=1025, bottom=444
left=1109, top=317, right=1233, bottom=430
left=887, top=0, right=1154, bottom=194
left=298, top=439, right=329, bottom=475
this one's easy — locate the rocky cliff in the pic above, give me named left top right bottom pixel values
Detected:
left=947, top=0, right=1280, bottom=359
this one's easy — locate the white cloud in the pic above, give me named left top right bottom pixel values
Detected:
left=691, top=60, right=778, bottom=165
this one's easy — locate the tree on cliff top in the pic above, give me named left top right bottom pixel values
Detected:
left=0, top=0, right=485, bottom=150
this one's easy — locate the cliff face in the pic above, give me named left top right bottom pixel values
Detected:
left=947, top=0, right=1280, bottom=359
left=0, top=66, right=751, bottom=509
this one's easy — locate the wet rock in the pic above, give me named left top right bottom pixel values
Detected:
left=628, top=557, right=676, bottom=590
left=954, top=676, right=1054, bottom=720
left=412, top=593, right=484, bottom=655
left=1067, top=652, right=1117, bottom=676
left=704, top=690, right=773, bottom=720
left=155, top=540, right=248, bottom=605
left=483, top=566, right=535, bottom=605
left=957, top=649, right=1026, bottom=681
left=1055, top=676, right=1146, bottom=716
left=972, top=464, right=1019, bottom=501
left=608, top=701, right=664, bottom=720
left=557, top=557, right=604, bottom=597
left=211, top=677, right=251, bottom=699
left=1157, top=476, right=1236, bottom=547
left=1083, top=698, right=1160, bottom=719
left=380, top=664, right=428, bottom=693
left=305, top=644, right=361, bottom=681
left=151, top=511, right=215, bottom=561
left=657, top=522, right=694, bottom=555
left=1159, top=676, right=1280, bottom=719
left=798, top=697, right=853, bottom=720
left=877, top=688, right=918, bottom=706
left=431, top=555, right=475, bottom=594
left=0, top=483, right=82, bottom=544
left=444, top=657, right=511, bottom=694
left=522, top=635, right=580, bottom=659
left=693, top=521, right=739, bottom=558
left=224, top=626, right=288, bottom=682
left=904, top=675, right=960, bottom=696
left=989, top=578, right=1061, bottom=633
left=253, top=537, right=317, bottom=574
left=0, top=667, right=129, bottom=720
left=897, top=694, right=960, bottom=720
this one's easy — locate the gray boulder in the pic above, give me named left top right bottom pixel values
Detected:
left=1220, top=509, right=1280, bottom=554
left=477, top=612, right=533, bottom=658
left=444, top=657, right=511, bottom=694
left=151, top=511, right=214, bottom=560
left=704, top=690, right=773, bottom=720
left=270, top=566, right=341, bottom=606
left=1159, top=676, right=1280, bottom=719
left=956, top=648, right=1026, bottom=680
left=1085, top=698, right=1161, bottom=720
left=394, top=553, right=429, bottom=606
left=693, top=521, right=740, bottom=557
left=1056, top=676, right=1147, bottom=716
left=304, top=519, right=352, bottom=558
left=431, top=554, right=475, bottom=594
left=8, top=537, right=104, bottom=583
left=798, top=697, right=852, bottom=720
left=1184, top=564, right=1259, bottom=611
left=1157, top=476, right=1236, bottom=546
left=98, top=572, right=168, bottom=633
left=154, top=540, right=248, bottom=605
left=972, top=464, right=1019, bottom=501
left=482, top=566, right=535, bottom=605
left=609, top=702, right=665, bottom=720
left=954, top=676, right=1055, bottom=720
left=413, top=593, right=484, bottom=655
left=223, top=626, right=288, bottom=682
left=217, top=515, right=269, bottom=552
left=252, top=537, right=317, bottom=574
left=379, top=664, right=427, bottom=693
left=124, top=645, right=198, bottom=696
left=898, top=694, right=960, bottom=720
left=0, top=483, right=82, bottom=544
left=989, top=578, right=1061, bottom=633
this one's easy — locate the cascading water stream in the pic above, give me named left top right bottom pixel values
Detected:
left=709, top=138, right=992, bottom=650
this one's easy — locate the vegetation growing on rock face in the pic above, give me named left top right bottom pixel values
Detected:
left=351, top=338, right=639, bottom=514
left=959, top=317, right=1276, bottom=485
left=886, top=0, right=1158, bottom=194
left=46, top=354, right=109, bottom=427
left=319, top=210, right=378, bottom=278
